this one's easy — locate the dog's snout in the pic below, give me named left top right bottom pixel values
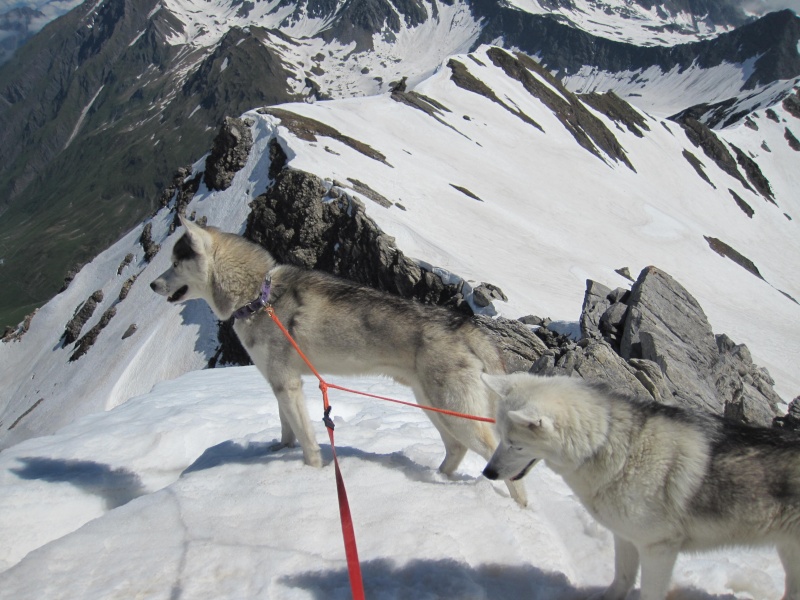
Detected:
left=483, top=466, right=499, bottom=480
left=150, top=281, right=157, bottom=291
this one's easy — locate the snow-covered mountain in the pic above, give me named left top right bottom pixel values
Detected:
left=0, top=2, right=799, bottom=595
left=2, top=42, right=798, bottom=449
left=1, top=0, right=799, bottom=328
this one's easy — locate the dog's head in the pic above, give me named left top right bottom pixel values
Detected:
left=150, top=216, right=213, bottom=305
left=482, top=373, right=602, bottom=481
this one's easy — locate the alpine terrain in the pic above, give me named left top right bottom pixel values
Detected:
left=0, top=0, right=799, bottom=597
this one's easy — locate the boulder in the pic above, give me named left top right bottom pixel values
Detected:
left=203, top=117, right=254, bottom=191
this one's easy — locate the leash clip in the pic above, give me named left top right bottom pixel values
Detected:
left=323, top=405, right=335, bottom=431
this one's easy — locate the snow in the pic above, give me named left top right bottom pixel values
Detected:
left=0, top=40, right=798, bottom=600
left=502, top=0, right=735, bottom=46
left=63, top=85, right=104, bottom=150
left=0, top=367, right=788, bottom=599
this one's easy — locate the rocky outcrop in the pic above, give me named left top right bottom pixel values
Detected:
left=203, top=117, right=254, bottom=191
left=69, top=307, right=116, bottom=362
left=140, top=223, right=160, bottom=263
left=774, top=396, right=800, bottom=430
left=245, top=166, right=468, bottom=308
left=62, top=291, right=104, bottom=346
left=486, top=48, right=635, bottom=171
left=223, top=148, right=787, bottom=426
left=581, top=266, right=782, bottom=424
left=1, top=308, right=37, bottom=343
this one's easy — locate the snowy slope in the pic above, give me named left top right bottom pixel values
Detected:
left=563, top=63, right=800, bottom=119
left=0, top=40, right=798, bottom=600
left=1, top=45, right=798, bottom=454
left=0, top=367, right=788, bottom=599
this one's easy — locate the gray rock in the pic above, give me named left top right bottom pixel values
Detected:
left=518, top=315, right=544, bottom=326
left=774, top=397, right=800, bottom=430
left=617, top=266, right=779, bottom=424
left=615, top=267, right=634, bottom=281
left=204, top=117, right=254, bottom=191
left=63, top=290, right=103, bottom=346
left=474, top=315, right=548, bottom=373
left=70, top=306, right=116, bottom=362
left=473, top=283, right=508, bottom=307
left=580, top=279, right=612, bottom=339
left=607, top=287, right=630, bottom=303
left=599, top=302, right=628, bottom=336
left=140, top=223, right=160, bottom=263
left=573, top=340, right=652, bottom=399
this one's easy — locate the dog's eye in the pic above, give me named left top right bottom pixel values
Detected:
left=172, top=261, right=178, bottom=268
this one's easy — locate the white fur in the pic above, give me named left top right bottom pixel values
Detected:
left=151, top=218, right=527, bottom=506
left=482, top=372, right=800, bottom=600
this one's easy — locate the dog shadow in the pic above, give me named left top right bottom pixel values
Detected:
left=280, top=557, right=587, bottom=599
left=11, top=456, right=146, bottom=510
left=281, top=559, right=748, bottom=600
left=181, top=439, right=474, bottom=490
left=181, top=440, right=296, bottom=475
left=176, top=299, right=221, bottom=356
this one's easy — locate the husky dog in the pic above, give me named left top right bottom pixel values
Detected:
left=482, top=372, right=800, bottom=600
left=151, top=217, right=526, bottom=505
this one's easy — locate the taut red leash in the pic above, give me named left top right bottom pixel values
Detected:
left=264, top=304, right=497, bottom=600
left=266, top=306, right=365, bottom=600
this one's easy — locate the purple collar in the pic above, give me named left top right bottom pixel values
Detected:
left=232, top=275, right=272, bottom=320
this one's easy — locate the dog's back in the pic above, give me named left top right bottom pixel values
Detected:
left=584, top=384, right=800, bottom=550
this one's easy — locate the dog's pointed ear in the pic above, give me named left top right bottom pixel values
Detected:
left=179, top=215, right=210, bottom=252
left=507, top=410, right=532, bottom=427
left=481, top=373, right=513, bottom=397
left=508, top=411, right=554, bottom=433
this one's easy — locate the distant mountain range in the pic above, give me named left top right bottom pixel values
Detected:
left=0, top=0, right=798, bottom=328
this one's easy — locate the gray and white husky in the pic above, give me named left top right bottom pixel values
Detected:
left=151, top=217, right=526, bottom=505
left=482, top=372, right=800, bottom=600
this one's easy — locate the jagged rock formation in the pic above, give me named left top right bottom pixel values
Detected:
left=581, top=267, right=781, bottom=425
left=1, top=308, right=37, bottom=343
left=140, top=223, right=160, bottom=263
left=204, top=117, right=255, bottom=191
left=215, top=150, right=784, bottom=426
left=62, top=291, right=104, bottom=346
left=245, top=164, right=468, bottom=307
left=70, top=307, right=117, bottom=362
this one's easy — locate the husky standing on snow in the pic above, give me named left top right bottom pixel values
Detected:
left=150, top=216, right=526, bottom=506
left=482, top=372, right=800, bottom=600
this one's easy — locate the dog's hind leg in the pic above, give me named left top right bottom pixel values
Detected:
left=778, top=541, right=800, bottom=600
left=431, top=416, right=469, bottom=476
left=275, top=404, right=296, bottom=449
left=416, top=375, right=528, bottom=506
left=268, top=374, right=322, bottom=468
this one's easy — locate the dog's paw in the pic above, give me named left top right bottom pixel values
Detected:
left=305, top=454, right=323, bottom=469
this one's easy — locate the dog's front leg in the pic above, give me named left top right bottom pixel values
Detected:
left=637, top=541, right=679, bottom=600
left=595, top=534, right=639, bottom=600
left=269, top=375, right=322, bottom=468
left=778, top=542, right=800, bottom=600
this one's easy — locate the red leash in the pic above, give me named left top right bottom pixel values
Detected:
left=267, top=306, right=366, bottom=600
left=264, top=305, right=496, bottom=600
